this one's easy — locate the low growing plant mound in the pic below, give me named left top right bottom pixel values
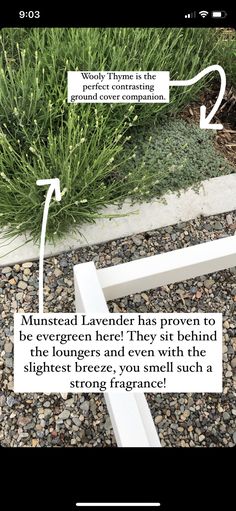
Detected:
left=123, top=119, right=235, bottom=200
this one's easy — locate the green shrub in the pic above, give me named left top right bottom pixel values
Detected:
left=215, top=30, right=236, bottom=85
left=0, top=27, right=220, bottom=137
left=0, top=106, right=140, bottom=241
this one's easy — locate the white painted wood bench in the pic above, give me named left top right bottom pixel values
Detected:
left=74, top=234, right=236, bottom=447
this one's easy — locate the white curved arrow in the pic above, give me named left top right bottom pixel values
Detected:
left=36, top=178, right=61, bottom=313
left=170, top=64, right=226, bottom=129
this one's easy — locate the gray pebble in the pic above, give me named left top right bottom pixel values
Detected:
left=18, top=281, right=27, bottom=290
left=58, top=410, right=70, bottom=420
left=111, top=257, right=122, bottom=265
left=204, top=278, right=215, bottom=289
left=213, top=222, right=223, bottom=230
left=22, top=262, right=33, bottom=268
left=72, top=417, right=81, bottom=426
left=44, top=409, right=52, bottom=419
left=54, top=268, right=63, bottom=277
left=4, top=342, right=13, bottom=353
left=155, top=415, right=163, bottom=425
left=6, top=396, right=16, bottom=407
left=59, top=259, right=68, bottom=268
left=231, top=358, right=236, bottom=369
left=0, top=395, right=6, bottom=407
left=5, top=358, right=13, bottom=368
left=65, top=398, right=74, bottom=408
left=132, top=236, right=143, bottom=246
left=80, top=401, right=90, bottom=413
left=1, top=267, right=12, bottom=274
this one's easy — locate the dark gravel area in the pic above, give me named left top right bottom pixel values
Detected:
left=0, top=211, right=236, bottom=446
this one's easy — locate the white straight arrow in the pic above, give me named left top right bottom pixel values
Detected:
left=170, top=64, right=226, bottom=129
left=36, top=178, right=61, bottom=313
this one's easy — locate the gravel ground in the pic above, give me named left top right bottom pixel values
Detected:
left=0, top=211, right=236, bottom=447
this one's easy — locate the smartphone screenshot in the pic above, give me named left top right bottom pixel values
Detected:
left=0, top=6, right=235, bottom=511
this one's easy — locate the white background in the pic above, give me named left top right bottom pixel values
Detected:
left=68, top=71, right=169, bottom=103
left=14, top=313, right=222, bottom=393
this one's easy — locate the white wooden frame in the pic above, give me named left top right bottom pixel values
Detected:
left=74, top=234, right=236, bottom=447
left=74, top=262, right=161, bottom=447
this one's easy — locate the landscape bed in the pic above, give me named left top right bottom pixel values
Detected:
left=0, top=27, right=235, bottom=244
left=0, top=26, right=235, bottom=449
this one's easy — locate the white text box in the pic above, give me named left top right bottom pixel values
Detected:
left=68, top=71, right=169, bottom=103
left=14, top=313, right=222, bottom=393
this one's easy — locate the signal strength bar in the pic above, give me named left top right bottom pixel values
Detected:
left=185, top=11, right=196, bottom=18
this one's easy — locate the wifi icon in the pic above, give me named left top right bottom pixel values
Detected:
left=199, top=10, right=209, bottom=18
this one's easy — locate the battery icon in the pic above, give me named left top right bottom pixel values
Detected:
left=211, top=11, right=227, bottom=18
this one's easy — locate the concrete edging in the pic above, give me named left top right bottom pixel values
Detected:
left=0, top=174, right=236, bottom=266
